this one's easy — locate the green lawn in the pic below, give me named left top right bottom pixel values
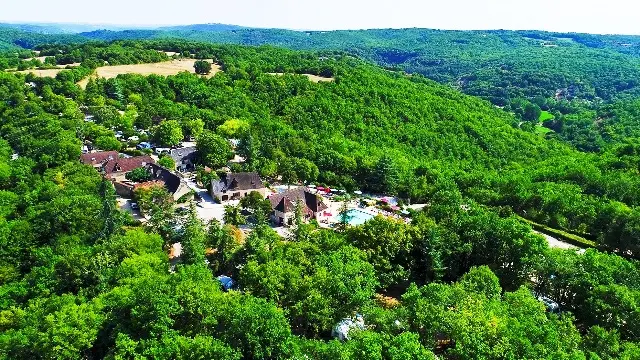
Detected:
left=539, top=110, right=554, bottom=122
left=535, top=125, right=552, bottom=136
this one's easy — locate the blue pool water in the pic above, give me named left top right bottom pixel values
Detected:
left=346, top=209, right=375, bottom=226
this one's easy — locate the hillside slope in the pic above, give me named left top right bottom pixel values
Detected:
left=60, top=26, right=640, bottom=155
left=26, top=41, right=631, bottom=254
left=6, top=24, right=640, bottom=105
left=0, top=26, right=81, bottom=50
left=74, top=27, right=640, bottom=103
left=3, top=37, right=640, bottom=250
left=2, top=41, right=640, bottom=359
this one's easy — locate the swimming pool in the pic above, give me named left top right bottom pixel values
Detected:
left=346, top=209, right=375, bottom=226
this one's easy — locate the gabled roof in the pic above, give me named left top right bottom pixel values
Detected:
left=269, top=187, right=328, bottom=215
left=213, top=172, right=264, bottom=193
left=80, top=151, right=118, bottom=166
left=102, top=156, right=155, bottom=175
left=274, top=196, right=296, bottom=213
left=170, top=146, right=197, bottom=162
left=146, top=163, right=183, bottom=194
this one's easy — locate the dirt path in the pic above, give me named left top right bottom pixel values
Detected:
left=533, top=230, right=578, bottom=249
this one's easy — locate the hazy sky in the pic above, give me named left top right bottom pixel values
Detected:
left=1, top=0, right=639, bottom=35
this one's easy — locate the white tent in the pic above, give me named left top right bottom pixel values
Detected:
left=331, top=314, right=365, bottom=341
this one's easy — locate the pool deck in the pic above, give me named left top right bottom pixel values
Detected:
left=266, top=184, right=408, bottom=228
left=346, top=208, right=376, bottom=226
left=319, top=197, right=406, bottom=228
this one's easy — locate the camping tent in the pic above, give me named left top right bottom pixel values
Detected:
left=217, top=275, right=235, bottom=291
left=331, top=314, right=365, bottom=341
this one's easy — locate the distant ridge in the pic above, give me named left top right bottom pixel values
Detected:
left=0, top=22, right=162, bottom=34
left=78, top=29, right=161, bottom=42
left=4, top=23, right=640, bottom=111
left=157, top=23, right=248, bottom=32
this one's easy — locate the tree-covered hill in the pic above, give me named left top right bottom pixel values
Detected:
left=71, top=27, right=640, bottom=102
left=0, top=26, right=81, bottom=50
left=8, top=24, right=640, bottom=105
left=1, top=40, right=640, bottom=359
left=8, top=25, right=640, bottom=154
left=61, top=27, right=640, bottom=154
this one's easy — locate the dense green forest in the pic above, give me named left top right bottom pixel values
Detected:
left=60, top=27, right=640, bottom=101
left=7, top=25, right=640, bottom=104
left=6, top=24, right=640, bottom=154
left=74, top=27, right=640, bottom=154
left=0, top=39, right=640, bottom=359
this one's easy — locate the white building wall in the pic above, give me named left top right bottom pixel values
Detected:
left=214, top=187, right=266, bottom=202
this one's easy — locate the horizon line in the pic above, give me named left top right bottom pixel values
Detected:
left=0, top=20, right=638, bottom=37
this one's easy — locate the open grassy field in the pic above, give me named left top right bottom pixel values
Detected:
left=77, top=59, right=221, bottom=88
left=267, top=72, right=334, bottom=83
left=26, top=56, right=48, bottom=63
left=14, top=63, right=83, bottom=77
left=535, top=125, right=553, bottom=136
left=15, top=68, right=65, bottom=77
left=539, top=110, right=555, bottom=122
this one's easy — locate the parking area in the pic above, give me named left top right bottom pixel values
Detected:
left=116, top=197, right=147, bottom=222
left=195, top=201, right=227, bottom=224
left=181, top=175, right=228, bottom=223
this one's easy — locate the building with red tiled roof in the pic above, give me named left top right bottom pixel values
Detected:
left=269, top=187, right=328, bottom=226
left=80, top=151, right=119, bottom=168
left=102, top=156, right=155, bottom=179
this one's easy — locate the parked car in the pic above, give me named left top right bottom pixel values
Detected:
left=537, top=295, right=560, bottom=313
left=137, top=142, right=152, bottom=150
left=128, top=136, right=139, bottom=142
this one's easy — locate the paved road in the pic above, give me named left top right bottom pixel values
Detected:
left=183, top=177, right=229, bottom=224
left=533, top=230, right=578, bottom=250
left=184, top=177, right=214, bottom=203
left=116, top=197, right=147, bottom=222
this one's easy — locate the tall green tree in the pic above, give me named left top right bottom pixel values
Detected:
left=372, top=155, right=400, bottom=195
left=97, top=176, right=121, bottom=240
left=337, top=199, right=353, bottom=232
left=181, top=204, right=207, bottom=266
left=197, top=130, right=233, bottom=169
left=154, top=120, right=184, bottom=147
left=223, top=205, right=246, bottom=226
left=194, top=60, right=212, bottom=75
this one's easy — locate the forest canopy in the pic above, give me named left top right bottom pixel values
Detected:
left=1, top=37, right=640, bottom=359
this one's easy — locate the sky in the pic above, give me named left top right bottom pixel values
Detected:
left=0, top=0, right=639, bottom=35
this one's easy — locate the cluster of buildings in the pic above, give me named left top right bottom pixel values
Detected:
left=210, top=172, right=330, bottom=226
left=80, top=151, right=191, bottom=200
left=82, top=149, right=331, bottom=227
